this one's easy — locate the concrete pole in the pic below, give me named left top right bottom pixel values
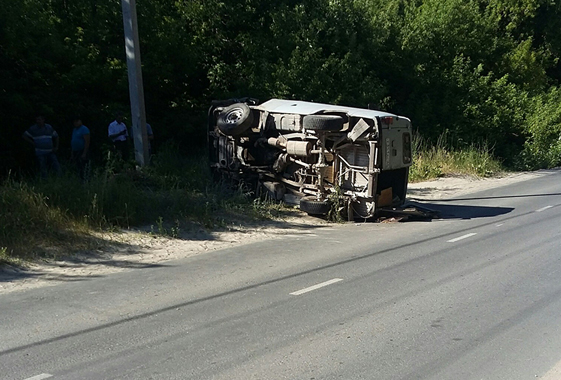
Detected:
left=122, top=0, right=149, bottom=166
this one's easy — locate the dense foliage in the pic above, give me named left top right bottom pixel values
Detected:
left=1, top=0, right=560, bottom=174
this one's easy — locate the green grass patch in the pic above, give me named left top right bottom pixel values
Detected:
left=0, top=177, right=91, bottom=262
left=0, top=144, right=294, bottom=263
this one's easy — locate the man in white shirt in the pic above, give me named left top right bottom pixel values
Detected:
left=108, top=112, right=129, bottom=160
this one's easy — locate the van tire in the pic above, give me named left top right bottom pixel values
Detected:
left=300, top=196, right=332, bottom=215
left=217, top=103, right=254, bottom=136
left=303, top=115, right=344, bottom=131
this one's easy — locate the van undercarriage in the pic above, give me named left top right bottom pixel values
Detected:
left=208, top=98, right=414, bottom=220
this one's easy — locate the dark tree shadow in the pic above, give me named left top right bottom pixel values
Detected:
left=132, top=212, right=334, bottom=242
left=0, top=231, right=169, bottom=284
left=0, top=212, right=332, bottom=285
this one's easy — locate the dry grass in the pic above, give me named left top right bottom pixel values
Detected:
left=409, top=133, right=503, bottom=182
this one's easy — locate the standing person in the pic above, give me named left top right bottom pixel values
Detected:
left=108, top=112, right=129, bottom=160
left=146, top=122, right=154, bottom=156
left=22, top=114, right=62, bottom=178
left=70, top=116, right=90, bottom=181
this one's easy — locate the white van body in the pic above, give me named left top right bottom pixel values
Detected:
left=208, top=98, right=412, bottom=219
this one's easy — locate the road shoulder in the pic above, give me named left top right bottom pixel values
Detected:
left=0, top=170, right=550, bottom=294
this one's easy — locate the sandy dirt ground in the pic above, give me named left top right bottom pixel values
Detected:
left=0, top=171, right=547, bottom=294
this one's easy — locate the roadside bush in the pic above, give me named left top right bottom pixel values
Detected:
left=516, top=88, right=561, bottom=170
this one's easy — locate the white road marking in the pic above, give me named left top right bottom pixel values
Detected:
left=23, top=374, right=53, bottom=380
left=290, top=278, right=343, bottom=296
left=447, top=233, right=477, bottom=243
left=541, top=357, right=561, bottom=379
left=496, top=223, right=504, bottom=227
left=536, top=205, right=553, bottom=212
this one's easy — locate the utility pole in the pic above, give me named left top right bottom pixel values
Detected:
left=121, top=0, right=149, bottom=166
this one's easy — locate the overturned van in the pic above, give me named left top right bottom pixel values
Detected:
left=208, top=98, right=413, bottom=219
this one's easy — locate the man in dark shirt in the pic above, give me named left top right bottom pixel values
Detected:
left=22, top=115, right=61, bottom=178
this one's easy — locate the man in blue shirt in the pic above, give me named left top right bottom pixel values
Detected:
left=22, top=115, right=62, bottom=178
left=71, top=116, right=90, bottom=181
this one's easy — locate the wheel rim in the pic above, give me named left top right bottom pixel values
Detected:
left=225, top=108, right=244, bottom=124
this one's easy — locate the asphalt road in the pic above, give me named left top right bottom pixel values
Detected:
left=2, top=170, right=561, bottom=379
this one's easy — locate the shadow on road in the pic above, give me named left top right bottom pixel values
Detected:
left=408, top=201, right=515, bottom=220
left=406, top=190, right=561, bottom=220
left=410, top=192, right=561, bottom=203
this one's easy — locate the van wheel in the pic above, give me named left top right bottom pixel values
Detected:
left=217, top=103, right=254, bottom=136
left=303, top=115, right=344, bottom=131
left=299, top=196, right=332, bottom=215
